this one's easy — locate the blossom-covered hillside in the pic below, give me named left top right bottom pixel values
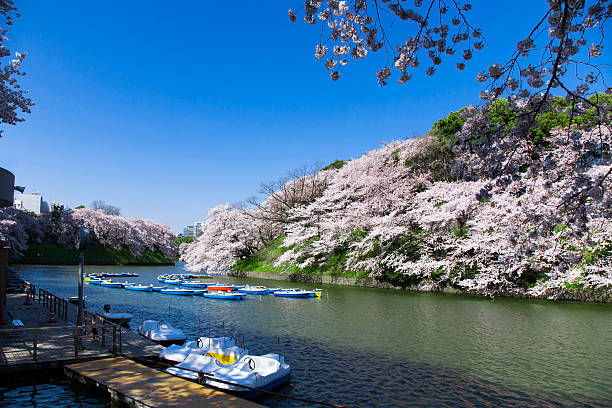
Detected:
left=182, top=96, right=611, bottom=300
left=0, top=207, right=177, bottom=262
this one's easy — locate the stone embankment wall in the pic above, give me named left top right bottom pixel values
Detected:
left=227, top=270, right=610, bottom=303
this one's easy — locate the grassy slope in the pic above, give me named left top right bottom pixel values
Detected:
left=16, top=243, right=174, bottom=265
left=231, top=237, right=368, bottom=278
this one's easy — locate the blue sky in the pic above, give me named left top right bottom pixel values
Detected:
left=2, top=1, right=555, bottom=232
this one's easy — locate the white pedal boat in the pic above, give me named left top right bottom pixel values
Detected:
left=160, top=336, right=245, bottom=364
left=138, top=320, right=186, bottom=346
left=167, top=353, right=291, bottom=398
left=96, top=311, right=134, bottom=325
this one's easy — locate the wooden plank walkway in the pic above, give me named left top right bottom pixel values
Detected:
left=65, top=357, right=263, bottom=408
left=0, top=292, right=164, bottom=372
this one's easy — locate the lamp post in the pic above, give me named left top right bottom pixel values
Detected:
left=75, top=227, right=89, bottom=327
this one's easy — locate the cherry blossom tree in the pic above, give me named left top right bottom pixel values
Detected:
left=182, top=108, right=611, bottom=298
left=0, top=0, right=33, bottom=136
left=289, top=1, right=611, bottom=197
left=181, top=204, right=265, bottom=272
left=288, top=1, right=610, bottom=98
left=0, top=207, right=177, bottom=260
left=0, top=207, right=42, bottom=260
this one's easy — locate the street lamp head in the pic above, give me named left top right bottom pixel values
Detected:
left=14, top=186, right=25, bottom=193
left=75, top=227, right=90, bottom=251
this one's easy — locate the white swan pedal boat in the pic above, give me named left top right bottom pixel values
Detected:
left=160, top=336, right=245, bottom=364
left=138, top=320, right=186, bottom=346
left=166, top=353, right=291, bottom=398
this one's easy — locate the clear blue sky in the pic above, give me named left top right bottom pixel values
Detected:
left=2, top=1, right=553, bottom=232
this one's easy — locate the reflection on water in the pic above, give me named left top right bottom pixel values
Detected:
left=0, top=370, right=110, bottom=407
left=15, top=264, right=612, bottom=407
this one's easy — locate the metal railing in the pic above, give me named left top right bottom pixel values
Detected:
left=38, top=288, right=68, bottom=321
left=0, top=323, right=121, bottom=363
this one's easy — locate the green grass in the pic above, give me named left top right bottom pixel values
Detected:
left=174, top=236, right=196, bottom=245
left=16, top=242, right=174, bottom=265
left=231, top=236, right=369, bottom=278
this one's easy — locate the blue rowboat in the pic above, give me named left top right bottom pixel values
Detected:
left=157, top=276, right=167, bottom=282
left=180, top=281, right=208, bottom=288
left=89, top=279, right=102, bottom=285
left=267, top=288, right=281, bottom=293
left=273, top=290, right=316, bottom=298
left=203, top=293, right=246, bottom=300
left=100, top=281, right=123, bottom=288
left=151, top=286, right=166, bottom=292
left=161, top=289, right=194, bottom=296
left=125, top=285, right=153, bottom=292
left=164, top=279, right=181, bottom=285
left=238, top=287, right=269, bottom=295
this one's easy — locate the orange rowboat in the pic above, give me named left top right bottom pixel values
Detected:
left=206, top=285, right=234, bottom=292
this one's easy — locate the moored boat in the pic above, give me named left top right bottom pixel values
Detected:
left=138, top=320, right=186, bottom=346
left=180, top=281, right=208, bottom=288
left=237, top=286, right=269, bottom=295
left=273, top=290, right=316, bottom=298
left=166, top=353, right=291, bottom=398
left=206, top=284, right=234, bottom=292
left=203, top=292, right=246, bottom=300
left=161, top=288, right=194, bottom=296
left=97, top=305, right=134, bottom=325
left=100, top=281, right=123, bottom=288
left=68, top=296, right=86, bottom=306
left=124, top=284, right=153, bottom=292
left=151, top=285, right=167, bottom=292
left=206, top=354, right=291, bottom=398
left=160, top=336, right=243, bottom=363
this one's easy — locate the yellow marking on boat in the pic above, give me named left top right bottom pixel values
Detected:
left=205, top=352, right=238, bottom=364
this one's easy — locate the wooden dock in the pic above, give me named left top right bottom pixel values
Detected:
left=0, top=291, right=165, bottom=373
left=2, top=289, right=264, bottom=407
left=65, top=357, right=263, bottom=407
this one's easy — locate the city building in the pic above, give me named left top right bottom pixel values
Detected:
left=14, top=192, right=49, bottom=215
left=183, top=225, right=196, bottom=237
left=182, top=221, right=205, bottom=237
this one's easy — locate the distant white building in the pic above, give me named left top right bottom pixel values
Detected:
left=14, top=192, right=49, bottom=215
left=183, top=225, right=196, bottom=237
left=183, top=221, right=205, bottom=237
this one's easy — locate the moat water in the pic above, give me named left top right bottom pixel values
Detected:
left=6, top=263, right=611, bottom=407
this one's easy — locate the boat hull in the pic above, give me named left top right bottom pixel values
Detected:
left=217, top=372, right=291, bottom=400
left=203, top=293, right=246, bottom=300
left=161, top=289, right=194, bottom=296
left=273, top=291, right=316, bottom=298
left=124, top=286, right=153, bottom=292
left=100, top=282, right=122, bottom=288
left=207, top=286, right=234, bottom=292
